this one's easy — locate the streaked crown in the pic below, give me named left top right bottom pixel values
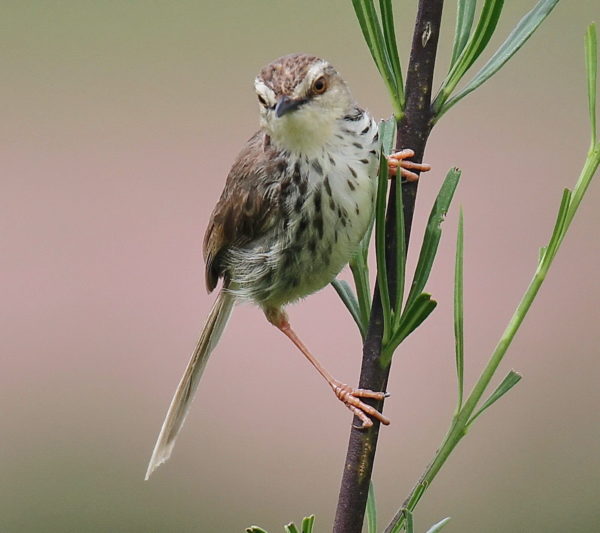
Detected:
left=254, top=54, right=355, bottom=154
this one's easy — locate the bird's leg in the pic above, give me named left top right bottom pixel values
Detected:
left=387, top=148, right=431, bottom=182
left=265, top=307, right=390, bottom=428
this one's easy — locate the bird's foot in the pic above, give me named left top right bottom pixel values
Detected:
left=330, top=380, right=390, bottom=429
left=387, top=149, right=431, bottom=182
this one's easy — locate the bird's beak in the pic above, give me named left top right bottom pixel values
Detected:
left=275, top=95, right=307, bottom=118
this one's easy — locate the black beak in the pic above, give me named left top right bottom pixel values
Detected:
left=275, top=95, right=307, bottom=118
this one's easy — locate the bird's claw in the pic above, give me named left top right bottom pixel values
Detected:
left=387, top=149, right=432, bottom=182
left=331, top=380, right=390, bottom=429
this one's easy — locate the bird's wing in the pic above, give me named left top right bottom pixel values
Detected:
left=203, top=131, right=281, bottom=292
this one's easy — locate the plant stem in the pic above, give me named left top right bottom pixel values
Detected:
left=333, top=2, right=445, bottom=532
left=385, top=143, right=600, bottom=533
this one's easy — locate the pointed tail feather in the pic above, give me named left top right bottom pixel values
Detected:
left=145, top=290, right=235, bottom=480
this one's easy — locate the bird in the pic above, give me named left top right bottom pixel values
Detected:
left=145, top=53, right=430, bottom=479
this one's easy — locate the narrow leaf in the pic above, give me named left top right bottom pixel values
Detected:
left=383, top=293, right=437, bottom=365
left=436, top=0, right=505, bottom=109
left=246, top=527, right=269, bottom=533
left=425, top=517, right=452, bottom=533
left=468, top=370, right=522, bottom=425
left=284, top=524, right=300, bottom=533
left=301, top=515, right=315, bottom=533
left=351, top=0, right=403, bottom=115
left=405, top=168, right=461, bottom=311
left=586, top=23, right=598, bottom=147
left=375, top=118, right=396, bottom=342
left=394, top=141, right=406, bottom=324
left=366, top=481, right=377, bottom=533
left=440, top=0, right=560, bottom=117
left=450, top=0, right=477, bottom=67
left=376, top=149, right=392, bottom=341
left=454, top=209, right=465, bottom=409
left=542, top=188, right=572, bottom=266
left=379, top=0, right=405, bottom=107
left=332, top=278, right=367, bottom=338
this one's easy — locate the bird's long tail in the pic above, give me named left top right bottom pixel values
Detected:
left=145, top=290, right=235, bottom=480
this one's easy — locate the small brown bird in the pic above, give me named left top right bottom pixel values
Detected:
left=145, top=54, right=430, bottom=479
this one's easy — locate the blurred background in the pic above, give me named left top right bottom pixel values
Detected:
left=2, top=1, right=599, bottom=531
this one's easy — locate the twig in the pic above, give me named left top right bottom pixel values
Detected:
left=332, top=2, right=445, bottom=532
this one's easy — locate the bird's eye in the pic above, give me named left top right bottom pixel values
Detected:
left=257, top=94, right=268, bottom=107
left=312, top=76, right=327, bottom=94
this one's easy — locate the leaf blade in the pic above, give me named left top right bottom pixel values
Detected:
left=468, top=370, right=522, bottom=425
left=454, top=209, right=465, bottom=409
left=440, top=0, right=560, bottom=117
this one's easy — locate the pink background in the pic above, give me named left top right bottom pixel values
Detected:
left=2, top=2, right=599, bottom=531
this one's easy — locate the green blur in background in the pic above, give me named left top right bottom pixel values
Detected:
left=2, top=1, right=599, bottom=532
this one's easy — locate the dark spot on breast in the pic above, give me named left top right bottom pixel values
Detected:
left=313, top=214, right=324, bottom=239
left=324, top=176, right=332, bottom=196
left=348, top=165, right=357, bottom=178
left=334, top=230, right=338, bottom=243
left=298, top=179, right=308, bottom=195
left=352, top=142, right=362, bottom=149
left=277, top=159, right=287, bottom=173
left=329, top=197, right=336, bottom=211
left=293, top=161, right=302, bottom=184
left=311, top=159, right=323, bottom=176
left=369, top=149, right=377, bottom=155
left=328, top=154, right=336, bottom=166
left=360, top=124, right=370, bottom=135
left=347, top=179, right=356, bottom=191
left=355, top=203, right=360, bottom=215
left=313, top=188, right=322, bottom=213
left=373, top=132, right=379, bottom=142
left=294, top=196, right=303, bottom=213
left=340, top=216, right=347, bottom=227
left=359, top=158, right=369, bottom=164
left=296, top=215, right=309, bottom=238
left=335, top=134, right=344, bottom=140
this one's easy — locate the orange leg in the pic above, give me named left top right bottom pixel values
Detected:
left=265, top=307, right=390, bottom=428
left=387, top=149, right=432, bottom=182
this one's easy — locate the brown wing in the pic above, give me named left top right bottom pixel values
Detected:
left=203, top=131, right=281, bottom=292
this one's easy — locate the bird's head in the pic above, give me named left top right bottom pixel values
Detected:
left=254, top=54, right=354, bottom=155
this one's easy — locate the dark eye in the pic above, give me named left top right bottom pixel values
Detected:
left=312, top=76, right=327, bottom=94
left=257, top=94, right=268, bottom=106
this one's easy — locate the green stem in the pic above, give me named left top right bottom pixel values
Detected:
left=386, top=143, right=600, bottom=533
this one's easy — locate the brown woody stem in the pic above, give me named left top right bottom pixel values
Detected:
left=333, top=2, right=444, bottom=531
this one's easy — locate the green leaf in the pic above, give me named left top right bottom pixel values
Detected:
left=454, top=209, right=465, bottom=409
left=435, top=0, right=505, bottom=110
left=425, top=517, right=452, bottom=533
left=332, top=278, right=367, bottom=339
left=246, top=527, right=269, bottom=533
left=450, top=0, right=477, bottom=67
left=468, top=370, right=522, bottom=425
left=393, top=150, right=407, bottom=328
left=349, top=258, right=371, bottom=336
left=375, top=118, right=396, bottom=343
left=405, top=168, right=461, bottom=311
left=351, top=0, right=403, bottom=116
left=379, top=0, right=405, bottom=108
left=542, top=188, right=572, bottom=266
left=586, top=23, right=598, bottom=147
left=284, top=524, right=300, bottom=533
left=366, top=481, right=377, bottom=533
left=379, top=116, right=397, bottom=155
left=439, top=0, right=560, bottom=117
left=301, top=515, right=315, bottom=533
left=382, top=293, right=437, bottom=366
